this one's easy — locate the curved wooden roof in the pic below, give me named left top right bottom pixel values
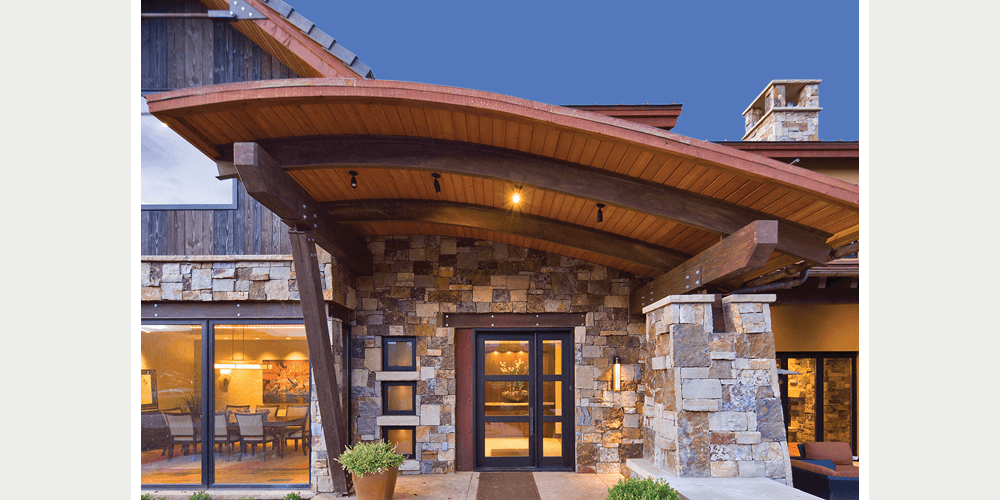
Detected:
left=146, top=78, right=859, bottom=281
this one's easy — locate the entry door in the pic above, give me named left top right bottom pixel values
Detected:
left=475, top=331, right=574, bottom=470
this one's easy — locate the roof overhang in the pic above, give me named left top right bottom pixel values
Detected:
left=146, top=78, right=859, bottom=288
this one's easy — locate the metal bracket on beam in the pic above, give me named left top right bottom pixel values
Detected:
left=207, top=10, right=235, bottom=19
left=209, top=0, right=268, bottom=21
left=684, top=266, right=703, bottom=292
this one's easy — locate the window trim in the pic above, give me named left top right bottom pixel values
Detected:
left=382, top=337, right=417, bottom=372
left=381, top=381, right=417, bottom=416
left=381, top=426, right=416, bottom=459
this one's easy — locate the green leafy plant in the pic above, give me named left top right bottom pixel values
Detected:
left=141, top=495, right=165, bottom=500
left=606, top=476, right=679, bottom=500
left=283, top=494, right=303, bottom=500
left=188, top=492, right=211, bottom=500
left=335, top=439, right=406, bottom=477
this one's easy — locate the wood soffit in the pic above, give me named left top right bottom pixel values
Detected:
left=146, top=79, right=860, bottom=281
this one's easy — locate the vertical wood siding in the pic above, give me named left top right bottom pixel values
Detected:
left=141, top=0, right=299, bottom=256
left=142, top=182, right=293, bottom=256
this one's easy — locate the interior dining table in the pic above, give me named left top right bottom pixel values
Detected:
left=227, top=413, right=306, bottom=458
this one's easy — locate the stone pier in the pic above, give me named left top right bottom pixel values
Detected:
left=640, top=294, right=791, bottom=484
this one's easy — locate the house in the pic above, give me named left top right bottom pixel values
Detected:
left=139, top=0, right=859, bottom=494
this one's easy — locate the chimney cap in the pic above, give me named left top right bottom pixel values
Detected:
left=742, top=79, right=822, bottom=117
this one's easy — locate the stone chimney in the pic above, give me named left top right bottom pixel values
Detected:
left=742, top=80, right=821, bottom=141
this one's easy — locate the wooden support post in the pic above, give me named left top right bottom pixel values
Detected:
left=289, top=229, right=349, bottom=495
left=630, top=220, right=779, bottom=314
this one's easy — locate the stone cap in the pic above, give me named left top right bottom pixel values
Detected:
left=642, top=294, right=716, bottom=314
left=742, top=79, right=822, bottom=116
left=722, top=294, right=776, bottom=304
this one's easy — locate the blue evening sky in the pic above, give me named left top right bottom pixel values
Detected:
left=288, top=0, right=860, bottom=142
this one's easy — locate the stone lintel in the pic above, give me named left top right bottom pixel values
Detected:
left=722, top=294, right=776, bottom=304
left=643, top=294, right=717, bottom=314
left=375, top=371, right=420, bottom=381
left=376, top=415, right=420, bottom=426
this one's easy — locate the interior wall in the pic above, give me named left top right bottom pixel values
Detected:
left=771, top=304, right=859, bottom=352
left=213, top=339, right=308, bottom=410
left=140, top=330, right=201, bottom=411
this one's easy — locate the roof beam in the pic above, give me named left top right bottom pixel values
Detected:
left=245, top=136, right=833, bottom=264
left=232, top=142, right=373, bottom=276
left=323, top=199, right=692, bottom=272
left=630, top=220, right=779, bottom=314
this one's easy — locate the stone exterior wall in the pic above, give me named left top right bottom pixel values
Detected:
left=349, top=236, right=650, bottom=474
left=140, top=250, right=355, bottom=307
left=641, top=295, right=791, bottom=484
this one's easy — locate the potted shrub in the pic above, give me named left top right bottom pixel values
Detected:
left=335, top=439, right=406, bottom=500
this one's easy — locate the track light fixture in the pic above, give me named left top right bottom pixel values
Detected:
left=349, top=170, right=358, bottom=189
left=596, top=203, right=606, bottom=223
left=512, top=186, right=522, bottom=204
left=432, top=173, right=441, bottom=193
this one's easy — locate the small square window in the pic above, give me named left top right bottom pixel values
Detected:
left=383, top=337, right=416, bottom=371
left=382, top=426, right=415, bottom=459
left=382, top=381, right=416, bottom=415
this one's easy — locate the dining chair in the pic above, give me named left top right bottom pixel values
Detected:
left=225, top=404, right=250, bottom=411
left=284, top=406, right=310, bottom=455
left=255, top=405, right=279, bottom=419
left=163, top=412, right=200, bottom=461
left=213, top=411, right=238, bottom=461
left=235, top=412, right=272, bottom=462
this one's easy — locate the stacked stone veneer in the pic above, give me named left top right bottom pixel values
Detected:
left=140, top=250, right=354, bottom=494
left=742, top=80, right=821, bottom=141
left=350, top=236, right=649, bottom=474
left=140, top=250, right=355, bottom=306
left=641, top=294, right=791, bottom=484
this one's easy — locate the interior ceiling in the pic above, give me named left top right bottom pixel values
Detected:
left=146, top=79, right=859, bottom=283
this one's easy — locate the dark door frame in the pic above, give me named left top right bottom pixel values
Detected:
left=777, top=351, right=859, bottom=455
left=472, top=328, right=575, bottom=471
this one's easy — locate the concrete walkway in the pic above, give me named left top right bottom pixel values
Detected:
left=142, top=466, right=819, bottom=500
left=317, top=471, right=624, bottom=500
left=141, top=471, right=623, bottom=500
left=625, top=459, right=823, bottom=500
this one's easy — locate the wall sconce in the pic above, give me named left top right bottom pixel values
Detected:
left=612, top=355, right=622, bottom=391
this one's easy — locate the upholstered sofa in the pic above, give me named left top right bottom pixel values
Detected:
left=790, top=442, right=859, bottom=500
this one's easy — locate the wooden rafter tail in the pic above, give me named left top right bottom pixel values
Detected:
left=232, top=142, right=373, bottom=276
left=629, top=220, right=779, bottom=315
left=289, top=229, right=350, bottom=495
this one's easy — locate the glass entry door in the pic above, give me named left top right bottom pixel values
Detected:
left=475, top=331, right=574, bottom=470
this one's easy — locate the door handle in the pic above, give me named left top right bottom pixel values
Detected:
left=529, top=406, right=534, bottom=436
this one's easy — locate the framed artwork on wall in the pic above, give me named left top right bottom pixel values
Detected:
left=141, top=369, right=158, bottom=411
left=263, top=360, right=310, bottom=404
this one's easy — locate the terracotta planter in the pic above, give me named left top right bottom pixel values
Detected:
left=352, top=466, right=399, bottom=500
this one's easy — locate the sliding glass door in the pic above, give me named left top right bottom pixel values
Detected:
left=140, top=320, right=310, bottom=488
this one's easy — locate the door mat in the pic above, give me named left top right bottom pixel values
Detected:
left=476, top=472, right=541, bottom=500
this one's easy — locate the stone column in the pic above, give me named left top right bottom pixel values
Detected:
left=641, top=294, right=791, bottom=484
